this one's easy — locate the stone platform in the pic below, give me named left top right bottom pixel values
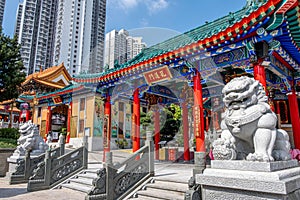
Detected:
left=197, top=160, right=300, bottom=199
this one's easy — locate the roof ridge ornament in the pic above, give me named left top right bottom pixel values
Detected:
left=246, top=0, right=266, bottom=7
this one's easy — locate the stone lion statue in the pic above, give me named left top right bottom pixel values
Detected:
left=14, top=121, right=48, bottom=157
left=213, top=76, right=291, bottom=162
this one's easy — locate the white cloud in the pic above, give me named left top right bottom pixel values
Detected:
left=145, top=0, right=169, bottom=14
left=109, top=0, right=169, bottom=14
left=117, top=0, right=140, bottom=10
left=139, top=18, right=149, bottom=27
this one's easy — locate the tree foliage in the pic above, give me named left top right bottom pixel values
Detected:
left=0, top=29, right=26, bottom=102
left=160, top=104, right=181, bottom=142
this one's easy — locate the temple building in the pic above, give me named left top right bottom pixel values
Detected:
left=20, top=0, right=300, bottom=160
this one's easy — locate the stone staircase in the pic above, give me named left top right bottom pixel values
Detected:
left=56, top=163, right=189, bottom=200
left=129, top=177, right=187, bottom=200
left=57, top=163, right=102, bottom=193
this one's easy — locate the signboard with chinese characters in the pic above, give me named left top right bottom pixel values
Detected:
left=52, top=96, right=62, bottom=104
left=103, top=114, right=110, bottom=148
left=143, top=66, right=173, bottom=85
left=193, top=105, right=203, bottom=137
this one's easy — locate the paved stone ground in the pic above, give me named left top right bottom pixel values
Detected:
left=0, top=149, right=194, bottom=200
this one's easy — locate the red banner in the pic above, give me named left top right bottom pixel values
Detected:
left=143, top=66, right=172, bottom=85
left=193, top=105, right=201, bottom=137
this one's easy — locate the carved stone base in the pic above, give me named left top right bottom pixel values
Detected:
left=197, top=160, right=300, bottom=200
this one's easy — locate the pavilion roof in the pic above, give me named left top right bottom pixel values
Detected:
left=73, top=0, right=288, bottom=85
left=22, top=63, right=71, bottom=89
left=37, top=83, right=85, bottom=100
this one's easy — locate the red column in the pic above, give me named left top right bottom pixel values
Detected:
left=193, top=71, right=205, bottom=152
left=66, top=102, right=72, bottom=143
left=182, top=102, right=190, bottom=161
left=26, top=110, right=30, bottom=122
left=132, top=88, right=140, bottom=152
left=288, top=87, right=300, bottom=149
left=19, top=111, right=22, bottom=123
left=253, top=63, right=267, bottom=92
left=154, top=109, right=160, bottom=160
left=45, top=106, right=52, bottom=140
left=103, top=95, right=111, bottom=162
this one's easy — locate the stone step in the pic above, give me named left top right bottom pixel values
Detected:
left=146, top=179, right=187, bottom=193
left=69, top=177, right=93, bottom=186
left=61, top=181, right=91, bottom=193
left=136, top=187, right=185, bottom=200
left=129, top=195, right=163, bottom=200
left=77, top=172, right=98, bottom=179
left=87, top=163, right=103, bottom=169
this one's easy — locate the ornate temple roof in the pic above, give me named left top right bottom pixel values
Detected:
left=37, top=83, right=85, bottom=100
left=22, top=63, right=72, bottom=89
left=73, top=0, right=299, bottom=85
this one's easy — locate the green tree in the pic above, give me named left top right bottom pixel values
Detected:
left=0, top=29, right=26, bottom=127
left=160, top=104, right=181, bottom=142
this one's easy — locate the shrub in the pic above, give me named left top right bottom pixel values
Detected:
left=0, top=128, right=20, bottom=140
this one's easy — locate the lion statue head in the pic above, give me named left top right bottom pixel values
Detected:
left=222, top=76, right=270, bottom=115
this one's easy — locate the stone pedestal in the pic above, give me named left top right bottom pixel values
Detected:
left=0, top=148, right=15, bottom=177
left=197, top=160, right=300, bottom=199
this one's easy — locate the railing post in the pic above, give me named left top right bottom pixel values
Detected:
left=83, top=136, right=88, bottom=169
left=146, top=130, right=154, bottom=176
left=59, top=134, right=65, bottom=156
left=44, top=149, right=52, bottom=187
left=106, top=153, right=114, bottom=200
left=24, top=150, right=31, bottom=180
left=105, top=152, right=113, bottom=166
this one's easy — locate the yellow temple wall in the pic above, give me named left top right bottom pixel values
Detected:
left=85, top=96, right=95, bottom=137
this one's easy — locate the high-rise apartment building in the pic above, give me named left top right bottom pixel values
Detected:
left=105, top=29, right=146, bottom=69
left=54, top=0, right=106, bottom=76
left=126, top=36, right=146, bottom=62
left=16, top=0, right=58, bottom=75
left=16, top=0, right=106, bottom=76
left=14, top=3, right=23, bottom=37
left=0, top=0, right=5, bottom=27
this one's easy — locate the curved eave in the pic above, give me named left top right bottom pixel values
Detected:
left=285, top=3, right=300, bottom=50
left=37, top=85, right=85, bottom=100
left=74, top=0, right=281, bottom=85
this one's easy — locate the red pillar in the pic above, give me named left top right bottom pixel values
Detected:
left=26, top=110, right=30, bottom=122
left=19, top=111, right=22, bottom=123
left=193, top=71, right=205, bottom=152
left=253, top=62, right=276, bottom=111
left=154, top=109, right=160, bottom=160
left=253, top=63, right=267, bottom=92
left=132, top=88, right=140, bottom=152
left=103, top=95, right=111, bottom=162
left=66, top=102, right=72, bottom=143
left=45, top=106, right=52, bottom=140
left=288, top=87, right=300, bottom=149
left=182, top=102, right=190, bottom=161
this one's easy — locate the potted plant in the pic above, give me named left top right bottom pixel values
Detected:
left=115, top=139, right=128, bottom=149
left=60, top=127, right=67, bottom=142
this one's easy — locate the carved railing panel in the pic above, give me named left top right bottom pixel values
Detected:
left=27, top=136, right=88, bottom=192
left=9, top=147, right=60, bottom=184
left=86, top=132, right=154, bottom=200
left=110, top=146, right=150, bottom=199
left=50, top=147, right=84, bottom=184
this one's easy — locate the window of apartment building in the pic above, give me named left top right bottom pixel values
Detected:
left=79, top=119, right=84, bottom=133
left=80, top=98, right=85, bottom=111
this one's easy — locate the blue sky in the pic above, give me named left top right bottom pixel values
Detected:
left=3, top=0, right=247, bottom=46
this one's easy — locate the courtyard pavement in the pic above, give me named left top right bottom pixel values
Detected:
left=0, top=149, right=194, bottom=200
